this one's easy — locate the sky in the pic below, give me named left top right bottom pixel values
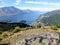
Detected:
left=0, top=0, right=60, bottom=12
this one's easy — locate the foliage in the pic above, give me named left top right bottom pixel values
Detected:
left=33, top=25, right=41, bottom=29
left=0, top=23, right=30, bottom=34
left=40, top=14, right=60, bottom=26
left=51, top=26, right=58, bottom=30
left=37, top=25, right=41, bottom=28
left=12, top=26, right=21, bottom=33
left=55, top=24, right=60, bottom=28
left=51, top=24, right=60, bottom=30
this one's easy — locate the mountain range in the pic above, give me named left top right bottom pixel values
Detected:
left=32, top=9, right=60, bottom=26
left=0, top=6, right=43, bottom=24
left=1, top=6, right=60, bottom=26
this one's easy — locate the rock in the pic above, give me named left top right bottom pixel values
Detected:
left=0, top=30, right=60, bottom=45
left=42, top=39, right=52, bottom=45
left=30, top=39, right=40, bottom=45
left=39, top=31, right=60, bottom=39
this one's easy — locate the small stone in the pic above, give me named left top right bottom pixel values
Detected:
left=42, top=39, right=52, bottom=45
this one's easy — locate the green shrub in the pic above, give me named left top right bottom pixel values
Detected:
left=8, top=28, right=14, bottom=32
left=12, top=26, right=21, bottom=33
left=0, top=31, right=2, bottom=34
left=34, top=25, right=41, bottom=29
left=51, top=26, right=58, bottom=30
left=0, top=35, right=4, bottom=41
left=51, top=24, right=60, bottom=30
left=37, top=25, right=41, bottom=28
left=55, top=24, right=60, bottom=28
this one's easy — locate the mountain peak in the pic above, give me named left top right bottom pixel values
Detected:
left=0, top=6, right=21, bottom=16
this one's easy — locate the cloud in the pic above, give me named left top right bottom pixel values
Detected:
left=16, top=1, right=60, bottom=11
left=25, top=1, right=60, bottom=6
left=15, top=0, right=21, bottom=5
left=17, top=7, right=60, bottom=11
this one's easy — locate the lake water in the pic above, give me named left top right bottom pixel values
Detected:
left=0, top=12, right=43, bottom=24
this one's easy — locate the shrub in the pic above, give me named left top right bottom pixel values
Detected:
left=34, top=25, right=41, bottom=29
left=0, top=34, right=4, bottom=41
left=37, top=25, right=41, bottom=28
left=8, top=28, right=14, bottom=32
left=12, top=26, right=21, bottom=33
left=51, top=26, right=58, bottom=30
left=55, top=24, right=60, bottom=28
left=51, top=24, right=60, bottom=30
left=0, top=27, right=4, bottom=34
left=0, top=31, right=2, bottom=34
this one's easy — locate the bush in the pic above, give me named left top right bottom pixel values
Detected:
left=0, top=31, right=2, bottom=34
left=55, top=24, right=60, bottom=28
left=34, top=25, right=41, bottom=29
left=0, top=27, right=4, bottom=34
left=51, top=26, right=58, bottom=30
left=37, top=25, right=41, bottom=28
left=12, top=26, right=21, bottom=33
left=0, top=34, right=4, bottom=41
left=8, top=28, right=14, bottom=32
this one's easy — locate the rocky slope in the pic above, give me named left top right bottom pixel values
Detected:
left=0, top=29, right=60, bottom=45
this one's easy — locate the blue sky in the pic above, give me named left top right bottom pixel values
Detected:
left=0, top=0, right=60, bottom=11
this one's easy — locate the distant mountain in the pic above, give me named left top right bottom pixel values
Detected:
left=32, top=9, right=60, bottom=26
left=0, top=6, right=23, bottom=16
left=0, top=6, right=43, bottom=24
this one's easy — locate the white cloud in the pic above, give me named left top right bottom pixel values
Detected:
left=15, top=0, right=21, bottom=5
left=25, top=1, right=60, bottom=6
left=16, top=1, right=60, bottom=11
left=17, top=7, right=60, bottom=11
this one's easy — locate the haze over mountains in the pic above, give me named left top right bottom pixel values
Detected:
left=33, top=9, right=60, bottom=26
left=0, top=6, right=43, bottom=24
left=0, top=6, right=60, bottom=25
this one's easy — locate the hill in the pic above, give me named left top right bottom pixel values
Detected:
left=32, top=9, right=60, bottom=26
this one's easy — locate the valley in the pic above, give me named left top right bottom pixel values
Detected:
left=0, top=6, right=60, bottom=45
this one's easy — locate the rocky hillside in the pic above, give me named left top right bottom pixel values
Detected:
left=0, top=29, right=60, bottom=45
left=32, top=9, right=60, bottom=26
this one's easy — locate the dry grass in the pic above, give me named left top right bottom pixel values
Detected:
left=1, top=26, right=60, bottom=44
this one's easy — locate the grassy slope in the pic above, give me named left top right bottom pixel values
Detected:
left=0, top=26, right=60, bottom=44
